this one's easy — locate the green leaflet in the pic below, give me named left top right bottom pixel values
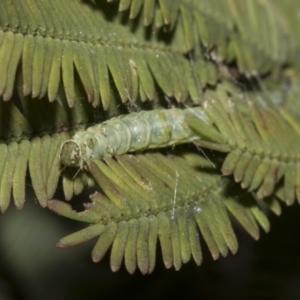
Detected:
left=110, top=0, right=300, bottom=74
left=0, top=80, right=98, bottom=211
left=186, top=91, right=300, bottom=206
left=0, top=0, right=218, bottom=107
left=48, top=152, right=275, bottom=274
left=1, top=0, right=300, bottom=108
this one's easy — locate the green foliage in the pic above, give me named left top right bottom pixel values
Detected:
left=111, top=0, right=300, bottom=72
left=0, top=0, right=299, bottom=273
left=186, top=88, right=300, bottom=206
left=48, top=152, right=273, bottom=273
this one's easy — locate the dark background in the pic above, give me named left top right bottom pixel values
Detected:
left=0, top=189, right=299, bottom=300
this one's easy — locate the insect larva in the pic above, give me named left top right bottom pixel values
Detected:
left=60, top=107, right=209, bottom=168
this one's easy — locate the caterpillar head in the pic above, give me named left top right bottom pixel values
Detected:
left=60, top=140, right=83, bottom=168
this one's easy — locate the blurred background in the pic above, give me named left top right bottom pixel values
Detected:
left=0, top=188, right=299, bottom=300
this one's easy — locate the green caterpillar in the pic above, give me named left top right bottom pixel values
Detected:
left=60, top=107, right=209, bottom=168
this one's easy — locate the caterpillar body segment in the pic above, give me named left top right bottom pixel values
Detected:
left=60, top=107, right=209, bottom=168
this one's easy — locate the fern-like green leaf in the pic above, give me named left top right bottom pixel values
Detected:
left=109, top=0, right=300, bottom=73
left=48, top=152, right=276, bottom=273
left=186, top=90, right=300, bottom=206
left=0, top=0, right=222, bottom=106
left=0, top=83, right=97, bottom=211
